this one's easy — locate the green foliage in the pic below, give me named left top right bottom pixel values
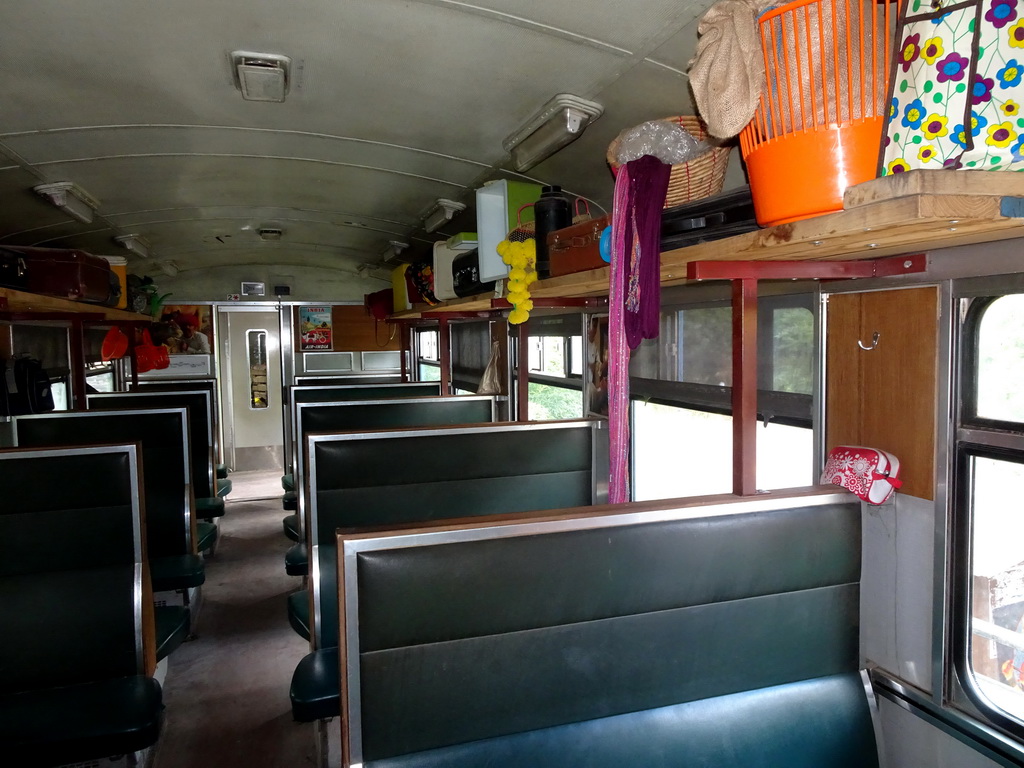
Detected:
left=529, top=382, right=583, bottom=420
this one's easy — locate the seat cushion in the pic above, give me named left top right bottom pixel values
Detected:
left=283, top=513, right=300, bottom=542
left=155, top=605, right=189, bottom=661
left=285, top=542, right=308, bottom=576
left=282, top=473, right=295, bottom=492
left=196, top=522, right=218, bottom=553
left=288, top=590, right=311, bottom=641
left=290, top=647, right=340, bottom=721
left=0, top=675, right=163, bottom=766
left=216, top=463, right=229, bottom=479
left=282, top=490, right=298, bottom=511
left=196, top=495, right=226, bottom=519
left=151, top=554, right=205, bottom=592
left=216, top=477, right=232, bottom=498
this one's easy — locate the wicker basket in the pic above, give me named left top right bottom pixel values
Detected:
left=607, top=116, right=730, bottom=208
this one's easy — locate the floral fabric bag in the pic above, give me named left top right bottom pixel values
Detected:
left=881, top=0, right=1024, bottom=174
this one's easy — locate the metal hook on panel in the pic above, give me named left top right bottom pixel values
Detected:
left=857, top=331, right=881, bottom=351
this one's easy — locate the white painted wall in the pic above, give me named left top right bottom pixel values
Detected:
left=861, top=493, right=936, bottom=692
left=879, top=698, right=1006, bottom=768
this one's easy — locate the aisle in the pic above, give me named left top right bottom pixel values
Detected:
left=152, top=498, right=316, bottom=768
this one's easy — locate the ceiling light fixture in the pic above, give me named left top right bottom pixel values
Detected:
left=114, top=234, right=151, bottom=258
left=502, top=94, right=604, bottom=172
left=231, top=51, right=291, bottom=102
left=422, top=198, right=466, bottom=233
left=258, top=227, right=284, bottom=241
left=33, top=182, right=98, bottom=224
left=159, top=261, right=179, bottom=277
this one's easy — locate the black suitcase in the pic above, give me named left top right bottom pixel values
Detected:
left=0, top=246, right=29, bottom=290
left=660, top=186, right=759, bottom=251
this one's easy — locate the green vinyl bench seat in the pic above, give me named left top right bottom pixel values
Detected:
left=282, top=473, right=294, bottom=492
left=217, top=477, right=232, bottom=497
left=0, top=444, right=164, bottom=764
left=290, top=647, right=339, bottom=722
left=196, top=521, right=218, bottom=553
left=285, top=542, right=307, bottom=576
left=155, top=605, right=189, bottom=662
left=283, top=490, right=298, bottom=512
left=196, top=495, right=225, bottom=518
left=288, top=591, right=311, bottom=641
left=151, top=554, right=205, bottom=592
left=14, top=409, right=204, bottom=594
left=332, top=492, right=877, bottom=768
left=217, top=463, right=229, bottom=479
left=283, top=512, right=300, bottom=541
left=0, top=675, right=163, bottom=767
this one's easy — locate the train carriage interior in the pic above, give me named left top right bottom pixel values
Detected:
left=3, top=1, right=1024, bottom=767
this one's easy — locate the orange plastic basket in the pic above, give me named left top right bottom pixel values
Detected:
left=739, top=0, right=895, bottom=226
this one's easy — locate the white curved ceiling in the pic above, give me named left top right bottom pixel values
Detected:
left=0, top=0, right=719, bottom=294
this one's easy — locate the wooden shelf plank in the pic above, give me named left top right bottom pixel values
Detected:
left=390, top=171, right=1024, bottom=319
left=0, top=287, right=151, bottom=322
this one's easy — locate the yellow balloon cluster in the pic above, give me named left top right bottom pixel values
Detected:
left=496, top=238, right=538, bottom=325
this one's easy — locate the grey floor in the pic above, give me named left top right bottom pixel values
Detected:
left=152, top=495, right=316, bottom=768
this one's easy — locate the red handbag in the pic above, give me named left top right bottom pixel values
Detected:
left=820, top=446, right=903, bottom=505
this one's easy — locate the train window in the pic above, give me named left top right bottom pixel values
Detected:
left=247, top=330, right=269, bottom=409
left=631, top=295, right=815, bottom=500
left=955, top=290, right=1024, bottom=732
left=416, top=329, right=440, bottom=381
left=521, top=314, right=584, bottom=420
left=975, top=294, right=1024, bottom=423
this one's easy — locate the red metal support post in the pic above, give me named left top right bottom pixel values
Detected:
left=516, top=321, right=529, bottom=421
left=438, top=317, right=451, bottom=396
left=732, top=278, right=758, bottom=496
left=68, top=318, right=88, bottom=411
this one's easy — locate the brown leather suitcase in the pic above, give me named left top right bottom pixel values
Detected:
left=6, top=246, right=119, bottom=305
left=547, top=215, right=609, bottom=278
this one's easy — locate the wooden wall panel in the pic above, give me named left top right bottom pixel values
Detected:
left=825, top=293, right=864, bottom=450
left=294, top=305, right=400, bottom=353
left=826, top=286, right=939, bottom=501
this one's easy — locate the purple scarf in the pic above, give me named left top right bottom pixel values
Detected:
left=608, top=155, right=670, bottom=504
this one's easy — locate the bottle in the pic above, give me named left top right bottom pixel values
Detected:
left=533, top=185, right=571, bottom=280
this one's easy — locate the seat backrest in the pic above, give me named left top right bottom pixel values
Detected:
left=0, top=444, right=149, bottom=694
left=90, top=390, right=214, bottom=497
left=336, top=493, right=871, bottom=767
left=14, top=408, right=193, bottom=558
left=309, top=419, right=604, bottom=647
left=286, top=382, right=442, bottom=473
left=293, top=396, right=497, bottom=529
left=132, top=377, right=220, bottom=460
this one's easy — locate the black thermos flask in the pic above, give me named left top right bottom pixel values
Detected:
left=533, top=185, right=571, bottom=279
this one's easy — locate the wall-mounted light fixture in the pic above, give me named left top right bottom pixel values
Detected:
left=503, top=94, right=604, bottom=172
left=422, top=198, right=466, bottom=233
left=33, top=182, right=98, bottom=224
left=231, top=51, right=291, bottom=102
left=114, top=234, right=151, bottom=259
left=381, top=240, right=409, bottom=264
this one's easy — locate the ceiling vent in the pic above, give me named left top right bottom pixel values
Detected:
left=258, top=227, right=284, bottom=241
left=231, top=51, right=291, bottom=102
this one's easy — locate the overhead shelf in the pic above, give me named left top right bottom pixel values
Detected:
left=392, top=170, right=1024, bottom=318
left=0, top=286, right=151, bottom=322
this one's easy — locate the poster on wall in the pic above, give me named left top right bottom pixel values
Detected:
left=586, top=315, right=609, bottom=417
left=151, top=304, right=215, bottom=358
left=299, top=306, right=333, bottom=351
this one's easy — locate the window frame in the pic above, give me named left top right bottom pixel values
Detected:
left=950, top=286, right=1024, bottom=740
